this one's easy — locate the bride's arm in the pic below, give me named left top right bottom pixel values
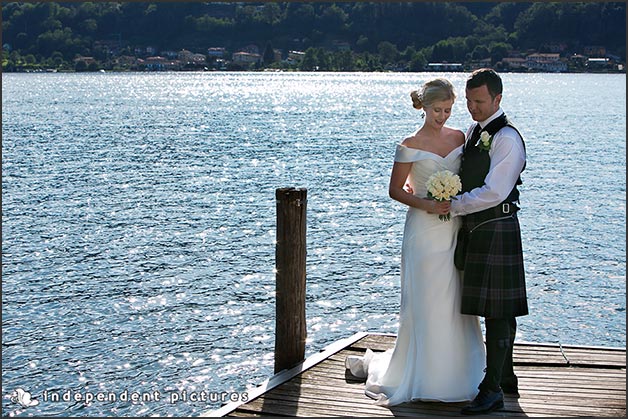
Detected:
left=388, top=162, right=450, bottom=215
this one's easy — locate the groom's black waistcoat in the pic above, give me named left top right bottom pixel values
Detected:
left=459, top=113, right=526, bottom=217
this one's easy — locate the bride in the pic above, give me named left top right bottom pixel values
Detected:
left=346, top=78, right=485, bottom=406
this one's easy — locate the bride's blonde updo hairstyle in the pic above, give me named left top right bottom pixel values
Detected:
left=410, top=78, right=456, bottom=110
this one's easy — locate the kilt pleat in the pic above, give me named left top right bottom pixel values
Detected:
left=460, top=214, right=528, bottom=318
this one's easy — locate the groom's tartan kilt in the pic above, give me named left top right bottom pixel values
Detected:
left=460, top=213, right=529, bottom=318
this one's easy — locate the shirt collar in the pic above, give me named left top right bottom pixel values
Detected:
left=478, top=108, right=504, bottom=129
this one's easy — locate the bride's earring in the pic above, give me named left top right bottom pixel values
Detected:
left=421, top=112, right=425, bottom=119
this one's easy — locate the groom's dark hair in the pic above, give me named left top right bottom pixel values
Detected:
left=466, top=68, right=503, bottom=99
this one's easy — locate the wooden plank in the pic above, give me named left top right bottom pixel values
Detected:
left=280, top=352, right=625, bottom=405
left=203, top=332, right=369, bottom=417
left=259, top=379, right=625, bottom=411
left=301, top=364, right=626, bottom=395
left=239, top=385, right=624, bottom=417
left=348, top=333, right=396, bottom=352
left=204, top=333, right=625, bottom=417
left=225, top=412, right=263, bottom=417
left=247, top=369, right=624, bottom=416
left=562, top=346, right=626, bottom=368
left=251, top=384, right=625, bottom=418
left=349, top=334, right=572, bottom=366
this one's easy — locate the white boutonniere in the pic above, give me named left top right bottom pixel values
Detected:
left=475, top=131, right=493, bottom=151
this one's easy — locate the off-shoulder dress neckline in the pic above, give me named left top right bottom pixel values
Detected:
left=397, top=143, right=464, bottom=159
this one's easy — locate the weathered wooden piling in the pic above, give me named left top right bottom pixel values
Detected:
left=274, top=187, right=307, bottom=373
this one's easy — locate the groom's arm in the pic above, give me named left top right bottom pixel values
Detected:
left=451, top=127, right=526, bottom=217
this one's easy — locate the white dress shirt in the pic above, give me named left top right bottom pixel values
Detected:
left=450, top=108, right=526, bottom=217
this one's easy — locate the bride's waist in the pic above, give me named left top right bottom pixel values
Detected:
left=407, top=207, right=460, bottom=222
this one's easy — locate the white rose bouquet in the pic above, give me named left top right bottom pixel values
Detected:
left=425, top=170, right=462, bottom=221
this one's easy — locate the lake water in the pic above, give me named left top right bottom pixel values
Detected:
left=2, top=71, right=625, bottom=417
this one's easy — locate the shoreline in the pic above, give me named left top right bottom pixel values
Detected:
left=4, top=68, right=626, bottom=74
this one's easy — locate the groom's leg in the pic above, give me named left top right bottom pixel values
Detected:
left=482, top=318, right=511, bottom=391
left=461, top=318, right=510, bottom=415
left=500, top=318, right=518, bottom=394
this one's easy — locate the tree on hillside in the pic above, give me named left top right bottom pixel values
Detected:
left=377, top=41, right=398, bottom=64
left=1, top=1, right=626, bottom=72
left=263, top=41, right=275, bottom=65
left=409, top=52, right=427, bottom=72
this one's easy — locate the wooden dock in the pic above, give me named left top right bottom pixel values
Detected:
left=205, top=332, right=626, bottom=417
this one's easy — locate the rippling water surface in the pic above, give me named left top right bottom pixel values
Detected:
left=2, top=72, right=625, bottom=416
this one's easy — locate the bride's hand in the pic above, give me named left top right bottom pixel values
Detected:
left=404, top=183, right=414, bottom=194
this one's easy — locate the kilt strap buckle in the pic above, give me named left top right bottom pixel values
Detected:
left=478, top=202, right=519, bottom=219
left=501, top=202, right=519, bottom=215
left=467, top=202, right=520, bottom=234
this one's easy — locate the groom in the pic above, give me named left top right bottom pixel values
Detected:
left=450, top=68, right=528, bottom=415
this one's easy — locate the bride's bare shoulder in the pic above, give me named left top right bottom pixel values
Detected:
left=444, top=126, right=465, bottom=146
left=401, top=132, right=420, bottom=148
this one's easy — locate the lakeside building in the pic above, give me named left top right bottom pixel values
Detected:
left=286, top=50, right=305, bottom=64
left=143, top=56, right=181, bottom=71
left=587, top=57, right=615, bottom=71
left=114, top=55, right=142, bottom=70
left=4, top=35, right=624, bottom=73
left=426, top=62, right=464, bottom=71
left=526, top=53, right=568, bottom=72
left=207, top=47, right=226, bottom=58
left=232, top=51, right=262, bottom=66
left=161, top=50, right=179, bottom=59
left=502, top=57, right=527, bottom=70
left=469, top=58, right=492, bottom=69
left=73, top=56, right=97, bottom=66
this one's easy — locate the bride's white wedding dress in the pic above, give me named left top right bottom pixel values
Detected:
left=346, top=144, right=486, bottom=406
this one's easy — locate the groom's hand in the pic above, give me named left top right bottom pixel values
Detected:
left=428, top=200, right=452, bottom=215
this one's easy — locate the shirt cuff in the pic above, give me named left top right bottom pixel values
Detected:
left=450, top=199, right=463, bottom=217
